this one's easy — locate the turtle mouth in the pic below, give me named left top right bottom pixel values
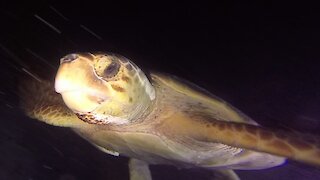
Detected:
left=58, top=89, right=109, bottom=113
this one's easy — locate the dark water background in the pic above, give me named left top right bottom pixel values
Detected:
left=1, top=1, right=320, bottom=179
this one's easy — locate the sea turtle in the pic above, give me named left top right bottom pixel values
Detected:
left=20, top=52, right=320, bottom=180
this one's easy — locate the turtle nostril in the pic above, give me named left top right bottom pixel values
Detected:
left=60, top=54, right=79, bottom=63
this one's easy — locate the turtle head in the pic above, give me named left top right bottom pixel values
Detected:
left=55, top=52, right=155, bottom=125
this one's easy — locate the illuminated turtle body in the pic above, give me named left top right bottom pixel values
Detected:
left=21, top=53, right=320, bottom=180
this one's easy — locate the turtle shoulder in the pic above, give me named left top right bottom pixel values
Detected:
left=149, top=72, right=258, bottom=125
left=19, top=77, right=87, bottom=128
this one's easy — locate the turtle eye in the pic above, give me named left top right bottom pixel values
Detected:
left=103, top=61, right=120, bottom=78
left=94, top=55, right=122, bottom=79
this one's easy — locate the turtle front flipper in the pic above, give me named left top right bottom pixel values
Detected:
left=129, top=159, right=152, bottom=180
left=19, top=78, right=86, bottom=128
left=161, top=112, right=320, bottom=166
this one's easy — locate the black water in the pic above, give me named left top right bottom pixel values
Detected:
left=1, top=1, right=320, bottom=179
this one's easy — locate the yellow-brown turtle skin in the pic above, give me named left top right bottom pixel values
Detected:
left=20, top=53, right=320, bottom=174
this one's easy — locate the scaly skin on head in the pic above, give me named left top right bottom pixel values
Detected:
left=55, top=53, right=155, bottom=125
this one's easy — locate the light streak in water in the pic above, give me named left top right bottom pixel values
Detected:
left=25, top=48, right=55, bottom=69
left=49, top=6, right=69, bottom=21
left=21, top=68, right=42, bottom=83
left=34, top=14, right=61, bottom=34
left=80, top=24, right=103, bottom=40
left=0, top=43, right=27, bottom=71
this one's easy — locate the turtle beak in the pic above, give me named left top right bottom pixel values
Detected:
left=55, top=55, right=109, bottom=112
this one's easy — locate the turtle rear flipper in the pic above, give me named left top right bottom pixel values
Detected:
left=210, top=169, right=240, bottom=180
